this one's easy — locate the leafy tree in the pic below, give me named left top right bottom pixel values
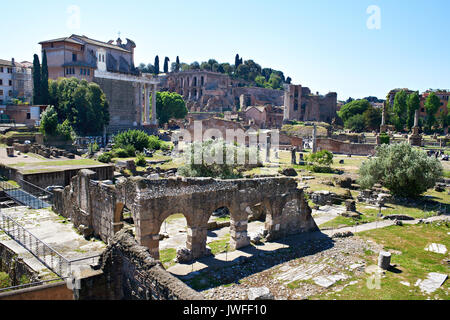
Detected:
left=362, top=106, right=382, bottom=131
left=235, top=64, right=250, bottom=81
left=41, top=50, right=49, bottom=105
left=155, top=91, right=188, bottom=125
left=393, top=90, right=408, bottom=130
left=255, top=75, right=266, bottom=88
left=267, top=73, right=282, bottom=89
left=359, top=142, right=442, bottom=197
left=47, top=78, right=109, bottom=136
left=344, top=114, right=366, bottom=132
left=286, top=77, right=292, bottom=84
left=32, top=54, right=41, bottom=105
left=40, top=106, right=58, bottom=136
left=190, top=61, right=200, bottom=70
left=406, top=92, right=421, bottom=129
left=154, top=56, right=160, bottom=75
left=338, top=99, right=371, bottom=123
left=424, top=92, right=441, bottom=129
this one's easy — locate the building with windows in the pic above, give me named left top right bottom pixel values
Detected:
left=39, top=34, right=139, bottom=82
left=0, top=59, right=33, bottom=106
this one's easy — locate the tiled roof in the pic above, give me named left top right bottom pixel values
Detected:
left=0, top=59, right=13, bottom=67
left=70, top=35, right=131, bottom=53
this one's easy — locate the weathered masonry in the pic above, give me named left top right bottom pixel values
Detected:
left=54, top=171, right=318, bottom=262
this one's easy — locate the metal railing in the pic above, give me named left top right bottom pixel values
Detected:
left=0, top=278, right=66, bottom=294
left=0, top=180, right=52, bottom=209
left=0, top=212, right=71, bottom=278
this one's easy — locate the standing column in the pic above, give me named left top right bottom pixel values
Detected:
left=146, top=85, right=151, bottom=124
left=143, top=84, right=148, bottom=124
left=151, top=84, right=158, bottom=126
left=312, top=124, right=318, bottom=153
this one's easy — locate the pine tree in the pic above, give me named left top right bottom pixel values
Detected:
left=163, top=57, right=170, bottom=73
left=32, top=54, right=41, bottom=105
left=40, top=50, right=49, bottom=105
left=154, top=56, right=160, bottom=75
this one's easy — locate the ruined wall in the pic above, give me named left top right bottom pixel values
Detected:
left=116, top=176, right=318, bottom=261
left=94, top=77, right=141, bottom=133
left=316, top=138, right=376, bottom=156
left=18, top=165, right=114, bottom=189
left=233, top=87, right=284, bottom=107
left=76, top=230, right=203, bottom=300
left=54, top=169, right=122, bottom=242
left=0, top=282, right=73, bottom=300
left=0, top=242, right=39, bottom=286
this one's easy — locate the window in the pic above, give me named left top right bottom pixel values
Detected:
left=0, top=67, right=3, bottom=72
left=72, top=53, right=77, bottom=62
left=87, top=69, right=90, bottom=76
left=8, top=80, right=12, bottom=86
left=80, top=68, right=83, bottom=75
left=0, top=79, right=2, bottom=85
left=8, top=90, right=12, bottom=96
left=7, top=68, right=12, bottom=74
left=26, top=113, right=31, bottom=120
left=0, top=90, right=3, bottom=95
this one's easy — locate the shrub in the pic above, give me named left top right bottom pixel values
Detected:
left=40, top=106, right=58, bottom=136
left=148, top=135, right=162, bottom=150
left=379, top=133, right=390, bottom=144
left=113, top=148, right=129, bottom=158
left=135, top=152, right=147, bottom=167
left=358, top=142, right=443, bottom=198
left=56, top=119, right=75, bottom=141
left=98, top=152, right=113, bottom=163
left=305, top=150, right=334, bottom=173
left=161, top=141, right=173, bottom=152
left=113, top=130, right=152, bottom=152
left=124, top=145, right=136, bottom=157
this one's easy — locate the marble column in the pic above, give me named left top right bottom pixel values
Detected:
left=151, top=84, right=158, bottom=126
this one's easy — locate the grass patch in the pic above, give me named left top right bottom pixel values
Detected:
left=160, top=248, right=177, bottom=268
left=208, top=234, right=231, bottom=255
left=312, top=221, right=450, bottom=300
left=11, top=159, right=102, bottom=168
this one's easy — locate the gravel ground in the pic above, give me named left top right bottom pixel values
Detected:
left=201, top=235, right=382, bottom=300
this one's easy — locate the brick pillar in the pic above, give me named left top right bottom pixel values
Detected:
left=135, top=218, right=160, bottom=259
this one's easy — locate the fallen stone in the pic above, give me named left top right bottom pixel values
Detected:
left=416, top=273, right=448, bottom=294
left=313, top=274, right=348, bottom=288
left=400, top=281, right=410, bottom=287
left=280, top=167, right=298, bottom=177
left=382, top=214, right=414, bottom=221
left=248, top=287, right=274, bottom=300
left=424, top=243, right=447, bottom=254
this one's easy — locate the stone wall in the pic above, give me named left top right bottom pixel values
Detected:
left=93, top=77, right=141, bottom=134
left=18, top=165, right=114, bottom=189
left=0, top=242, right=39, bottom=286
left=0, top=282, right=73, bottom=300
left=116, top=176, right=317, bottom=261
left=53, top=169, right=123, bottom=242
left=316, top=138, right=376, bottom=156
left=75, top=229, right=203, bottom=300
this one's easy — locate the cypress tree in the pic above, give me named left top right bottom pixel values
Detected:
left=154, top=56, right=160, bottom=75
left=175, top=56, right=180, bottom=72
left=235, top=54, right=240, bottom=68
left=40, top=50, right=49, bottom=105
left=163, top=57, right=170, bottom=74
left=32, top=54, right=41, bottom=105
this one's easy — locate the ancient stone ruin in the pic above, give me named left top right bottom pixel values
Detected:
left=53, top=170, right=318, bottom=263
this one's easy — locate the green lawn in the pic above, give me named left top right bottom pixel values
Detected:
left=207, top=234, right=231, bottom=255
left=160, top=248, right=177, bottom=268
left=11, top=159, right=102, bottom=168
left=311, top=221, right=450, bottom=300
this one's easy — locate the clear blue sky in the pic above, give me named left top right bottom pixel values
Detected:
left=2, top=0, right=449, bottom=100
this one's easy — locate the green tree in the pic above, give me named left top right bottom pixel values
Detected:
left=363, top=106, right=382, bottom=131
left=267, top=73, right=282, bottom=89
left=163, top=57, right=170, bottom=73
left=344, top=114, right=366, bottom=132
left=255, top=75, right=266, bottom=88
left=32, top=54, right=41, bottom=105
left=40, top=50, right=49, bottom=105
left=393, top=90, right=408, bottom=130
left=154, top=56, right=160, bottom=75
left=424, top=92, right=441, bottom=130
left=406, top=91, right=421, bottom=130
left=40, top=105, right=58, bottom=136
left=338, top=99, right=371, bottom=123
left=155, top=91, right=188, bottom=125
left=175, top=56, right=180, bottom=72
left=358, top=142, right=443, bottom=198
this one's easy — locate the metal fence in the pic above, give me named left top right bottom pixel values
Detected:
left=0, top=180, right=52, bottom=209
